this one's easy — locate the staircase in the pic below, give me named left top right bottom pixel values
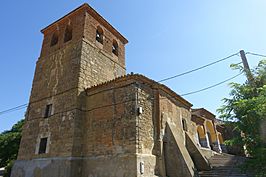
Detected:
left=198, top=153, right=251, bottom=177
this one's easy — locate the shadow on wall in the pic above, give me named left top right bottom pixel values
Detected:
left=185, top=132, right=211, bottom=171
left=162, top=123, right=198, bottom=177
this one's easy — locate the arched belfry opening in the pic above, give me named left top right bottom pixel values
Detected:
left=50, top=31, right=59, bottom=46
left=112, top=40, right=118, bottom=56
left=96, top=26, right=104, bottom=44
left=64, top=24, right=72, bottom=42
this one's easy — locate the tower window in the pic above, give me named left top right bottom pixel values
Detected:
left=64, top=25, right=72, bottom=43
left=182, top=119, right=188, bottom=131
left=44, top=104, right=53, bottom=118
left=112, top=40, right=118, bottom=56
left=38, top=137, right=48, bottom=154
left=96, top=26, right=103, bottom=44
left=50, top=31, right=59, bottom=46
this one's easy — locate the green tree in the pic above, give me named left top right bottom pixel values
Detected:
left=0, top=119, right=24, bottom=177
left=218, top=60, right=266, bottom=176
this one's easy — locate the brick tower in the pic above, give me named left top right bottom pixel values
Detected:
left=11, top=3, right=128, bottom=177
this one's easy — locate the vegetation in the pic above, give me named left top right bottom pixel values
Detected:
left=0, top=119, right=24, bottom=177
left=218, top=60, right=266, bottom=176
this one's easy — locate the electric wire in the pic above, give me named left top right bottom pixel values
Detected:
left=157, top=52, right=239, bottom=82
left=0, top=87, right=79, bottom=117
left=0, top=73, right=243, bottom=116
left=0, top=51, right=243, bottom=117
left=180, top=72, right=243, bottom=96
left=246, top=52, right=266, bottom=58
left=0, top=104, right=27, bottom=116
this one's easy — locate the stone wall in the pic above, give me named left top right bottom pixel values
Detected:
left=81, top=82, right=138, bottom=177
left=135, top=83, right=157, bottom=177
left=40, top=10, right=85, bottom=58
left=18, top=39, right=83, bottom=160
left=11, top=158, right=83, bottom=177
left=83, top=11, right=126, bottom=67
left=18, top=2, right=127, bottom=161
left=78, top=39, right=125, bottom=91
left=134, top=82, right=197, bottom=177
left=14, top=4, right=128, bottom=177
left=159, top=93, right=196, bottom=177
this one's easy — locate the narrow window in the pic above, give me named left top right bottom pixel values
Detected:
left=38, top=137, right=48, bottom=154
left=182, top=119, right=187, bottom=131
left=96, top=26, right=103, bottom=44
left=44, top=104, right=52, bottom=118
left=50, top=31, right=59, bottom=46
left=112, top=40, right=118, bottom=56
left=64, top=25, right=72, bottom=43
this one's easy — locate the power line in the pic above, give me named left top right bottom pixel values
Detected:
left=0, top=87, right=79, bottom=117
left=180, top=72, right=243, bottom=96
left=0, top=104, right=27, bottom=116
left=246, top=52, right=266, bottom=58
left=0, top=52, right=242, bottom=117
left=0, top=73, right=243, bottom=116
left=158, top=52, right=239, bottom=82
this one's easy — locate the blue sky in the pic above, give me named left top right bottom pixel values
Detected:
left=0, top=0, right=265, bottom=132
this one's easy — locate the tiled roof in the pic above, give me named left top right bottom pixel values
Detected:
left=85, top=73, right=193, bottom=108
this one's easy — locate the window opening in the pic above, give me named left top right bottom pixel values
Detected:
left=50, top=32, right=59, bottom=46
left=38, top=137, right=48, bottom=154
left=112, top=40, right=118, bottom=56
left=182, top=119, right=187, bottom=131
left=96, top=26, right=103, bottom=44
left=44, top=104, right=52, bottom=118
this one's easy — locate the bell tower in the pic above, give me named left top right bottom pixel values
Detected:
left=12, top=3, right=128, bottom=177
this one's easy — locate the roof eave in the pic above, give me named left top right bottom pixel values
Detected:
left=40, top=3, right=128, bottom=44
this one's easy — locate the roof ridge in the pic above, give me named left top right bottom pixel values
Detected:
left=85, top=73, right=193, bottom=108
left=86, top=73, right=142, bottom=90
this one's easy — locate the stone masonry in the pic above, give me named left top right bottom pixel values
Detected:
left=11, top=3, right=225, bottom=177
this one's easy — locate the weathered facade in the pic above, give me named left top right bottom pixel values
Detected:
left=191, top=108, right=226, bottom=153
left=12, top=3, right=225, bottom=177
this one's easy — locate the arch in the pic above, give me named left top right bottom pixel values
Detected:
left=197, top=126, right=205, bottom=139
left=197, top=126, right=208, bottom=148
left=96, top=26, right=103, bottom=44
left=64, top=24, right=72, bottom=42
left=206, top=121, right=217, bottom=150
left=218, top=132, right=227, bottom=153
left=218, top=133, right=224, bottom=144
left=112, top=40, right=118, bottom=56
left=50, top=31, right=59, bottom=46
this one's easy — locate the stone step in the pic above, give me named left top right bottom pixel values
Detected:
left=200, top=174, right=248, bottom=177
left=199, top=171, right=245, bottom=174
left=199, top=174, right=247, bottom=176
left=198, top=154, right=249, bottom=177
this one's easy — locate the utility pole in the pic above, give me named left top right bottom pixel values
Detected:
left=240, top=50, right=254, bottom=158
left=240, top=50, right=254, bottom=85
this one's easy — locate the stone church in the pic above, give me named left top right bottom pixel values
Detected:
left=11, top=3, right=227, bottom=177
